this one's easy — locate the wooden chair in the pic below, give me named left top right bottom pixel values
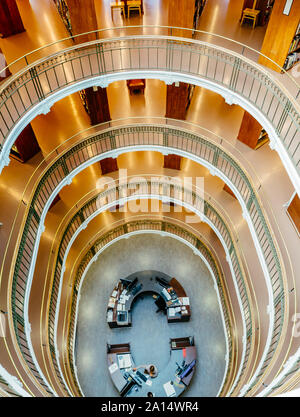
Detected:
left=240, top=0, right=260, bottom=29
left=111, top=1, right=125, bottom=19
left=127, top=0, right=142, bottom=18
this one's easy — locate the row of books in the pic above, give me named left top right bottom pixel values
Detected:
left=284, top=51, right=300, bottom=71
left=285, top=21, right=300, bottom=71
left=288, top=34, right=300, bottom=54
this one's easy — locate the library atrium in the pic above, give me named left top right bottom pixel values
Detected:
left=0, top=0, right=299, bottom=398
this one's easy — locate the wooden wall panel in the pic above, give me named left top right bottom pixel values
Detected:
left=49, top=194, right=61, bottom=210
left=165, top=82, right=190, bottom=120
left=259, top=0, right=300, bottom=71
left=163, top=154, right=182, bottom=170
left=287, top=194, right=300, bottom=234
left=66, top=0, right=98, bottom=43
left=100, top=158, right=118, bottom=175
left=13, top=124, right=41, bottom=162
left=0, top=0, right=25, bottom=38
left=237, top=110, right=262, bottom=149
left=84, top=86, right=111, bottom=125
left=223, top=184, right=237, bottom=199
left=168, top=0, right=195, bottom=37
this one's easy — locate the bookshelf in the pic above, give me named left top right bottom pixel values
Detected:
left=286, top=193, right=300, bottom=236
left=0, top=0, right=25, bottom=38
left=52, top=0, right=72, bottom=36
left=186, top=84, right=195, bottom=111
left=163, top=154, right=182, bottom=170
left=78, top=89, right=89, bottom=116
left=223, top=184, right=237, bottom=199
left=237, top=111, right=269, bottom=150
left=10, top=124, right=41, bottom=163
left=259, top=0, right=300, bottom=73
left=78, top=87, right=111, bottom=125
left=193, top=0, right=207, bottom=30
left=283, top=21, right=300, bottom=71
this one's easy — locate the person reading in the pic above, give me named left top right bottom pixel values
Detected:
left=133, top=364, right=158, bottom=378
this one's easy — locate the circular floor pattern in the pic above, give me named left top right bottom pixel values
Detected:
left=75, top=234, right=226, bottom=397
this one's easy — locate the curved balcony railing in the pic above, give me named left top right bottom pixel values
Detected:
left=47, top=180, right=246, bottom=397
left=0, top=26, right=299, bottom=194
left=258, top=346, right=300, bottom=397
left=9, top=123, right=285, bottom=397
left=0, top=365, right=30, bottom=397
left=64, top=217, right=237, bottom=397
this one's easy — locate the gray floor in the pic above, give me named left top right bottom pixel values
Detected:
left=75, top=234, right=226, bottom=397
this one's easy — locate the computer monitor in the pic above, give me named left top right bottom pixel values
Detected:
left=117, top=311, right=128, bottom=322
left=180, top=359, right=196, bottom=379
left=120, top=278, right=133, bottom=288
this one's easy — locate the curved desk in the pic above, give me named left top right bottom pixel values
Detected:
left=107, top=338, right=196, bottom=397
left=106, top=275, right=191, bottom=328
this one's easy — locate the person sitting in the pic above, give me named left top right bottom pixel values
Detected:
left=133, top=364, right=158, bottom=378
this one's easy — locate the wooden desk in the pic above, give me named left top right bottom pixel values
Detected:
left=106, top=274, right=191, bottom=328
left=107, top=340, right=196, bottom=397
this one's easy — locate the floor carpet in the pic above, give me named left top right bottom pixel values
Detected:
left=75, top=234, right=227, bottom=397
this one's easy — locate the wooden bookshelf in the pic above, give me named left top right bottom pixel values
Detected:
left=166, top=82, right=190, bottom=120
left=10, top=124, right=41, bottom=163
left=223, top=184, right=237, bottom=199
left=283, top=20, right=300, bottom=71
left=186, top=84, right=195, bottom=111
left=193, top=0, right=207, bottom=30
left=100, top=158, right=118, bottom=175
left=66, top=0, right=98, bottom=43
left=163, top=154, right=182, bottom=170
left=237, top=110, right=269, bottom=150
left=168, top=0, right=195, bottom=37
left=287, top=193, right=300, bottom=235
left=79, top=86, right=111, bottom=125
left=49, top=194, right=61, bottom=210
left=52, top=0, right=72, bottom=36
left=0, top=0, right=25, bottom=38
left=259, top=0, right=300, bottom=72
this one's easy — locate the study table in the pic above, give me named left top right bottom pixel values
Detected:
left=106, top=275, right=191, bottom=328
left=107, top=338, right=197, bottom=397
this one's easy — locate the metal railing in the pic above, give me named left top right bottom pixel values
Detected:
left=0, top=375, right=21, bottom=397
left=0, top=364, right=30, bottom=397
left=0, top=26, right=299, bottom=191
left=258, top=346, right=300, bottom=397
left=46, top=177, right=246, bottom=394
left=10, top=124, right=284, bottom=397
left=64, top=217, right=237, bottom=397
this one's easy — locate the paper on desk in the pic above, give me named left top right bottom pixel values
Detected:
left=145, top=379, right=152, bottom=386
left=181, top=297, right=189, bottom=305
left=169, top=308, right=175, bottom=317
left=109, top=362, right=118, bottom=374
left=118, top=354, right=132, bottom=369
left=163, top=381, right=176, bottom=397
